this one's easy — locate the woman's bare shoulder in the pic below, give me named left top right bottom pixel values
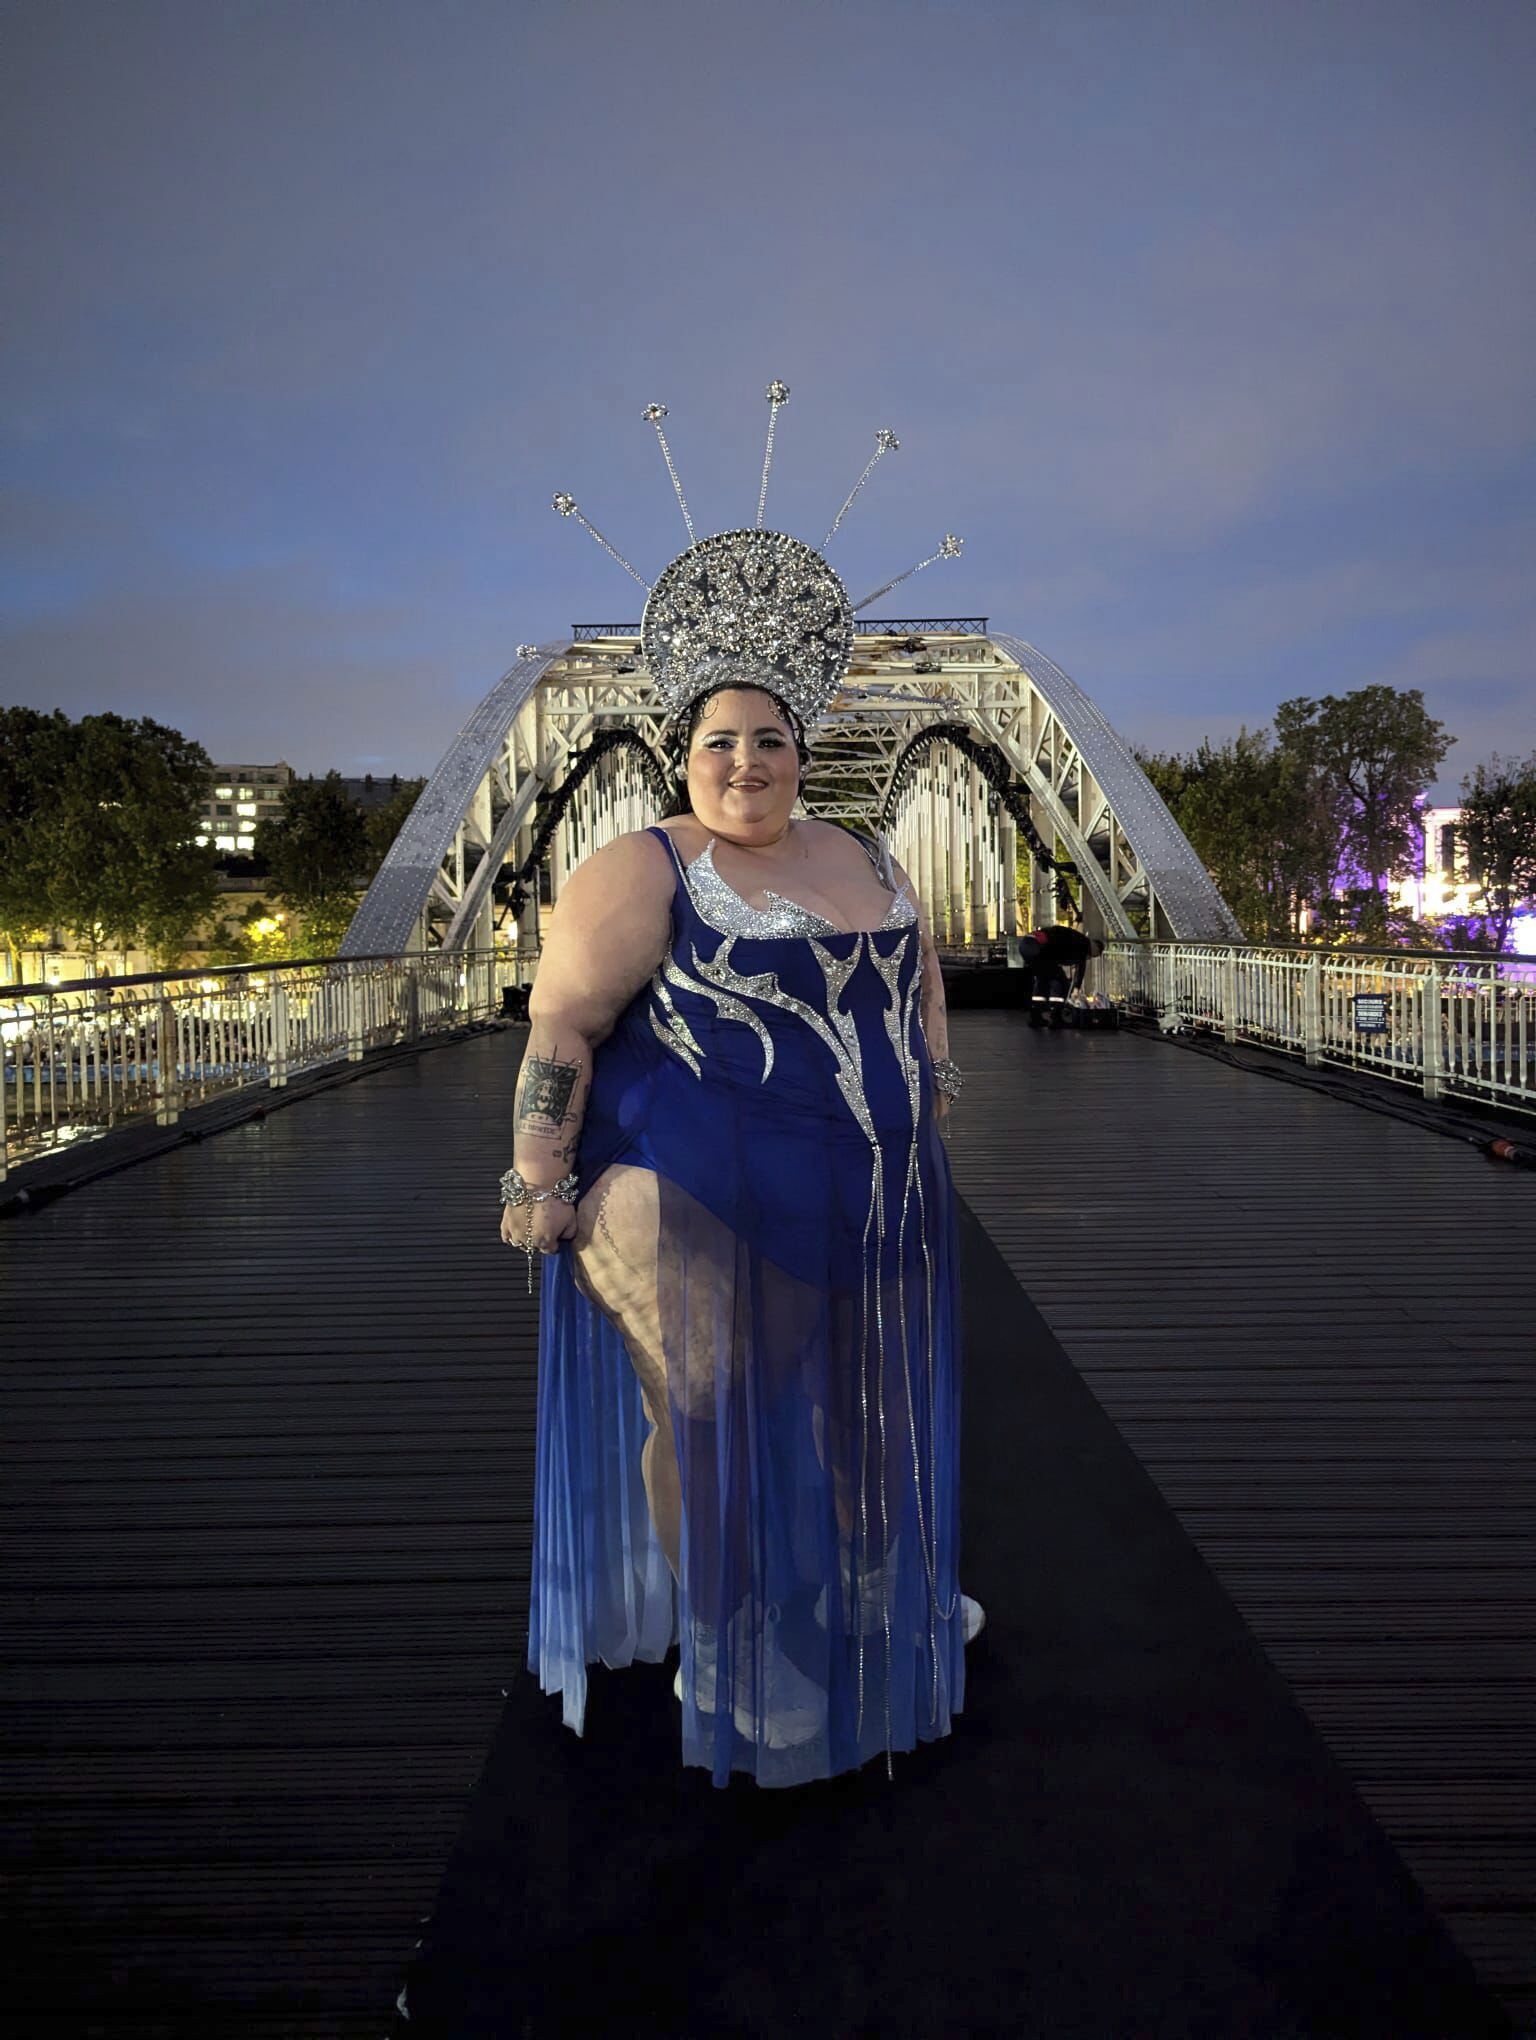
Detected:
left=562, top=827, right=676, bottom=904
left=650, top=815, right=709, bottom=859
left=802, top=816, right=889, bottom=869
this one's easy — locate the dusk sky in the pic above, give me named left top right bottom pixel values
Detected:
left=4, top=0, right=1532, bottom=803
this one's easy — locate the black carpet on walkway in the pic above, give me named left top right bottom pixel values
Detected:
left=394, top=1200, right=1514, bottom=2040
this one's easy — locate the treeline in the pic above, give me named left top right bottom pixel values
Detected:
left=1133, top=685, right=1536, bottom=951
left=7, top=689, right=1532, bottom=975
left=1, top=707, right=217, bottom=975
left=0, top=705, right=424, bottom=975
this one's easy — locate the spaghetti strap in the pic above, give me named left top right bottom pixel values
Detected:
left=849, top=825, right=900, bottom=897
left=646, top=824, right=690, bottom=886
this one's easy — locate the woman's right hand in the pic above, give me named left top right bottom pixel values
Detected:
left=499, top=1195, right=580, bottom=1254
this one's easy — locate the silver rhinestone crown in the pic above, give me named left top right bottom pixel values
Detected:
left=550, top=380, right=962, bottom=726
left=643, top=530, right=853, bottom=725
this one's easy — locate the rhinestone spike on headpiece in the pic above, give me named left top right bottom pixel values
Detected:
left=549, top=380, right=962, bottom=725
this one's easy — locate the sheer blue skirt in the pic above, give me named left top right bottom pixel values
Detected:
left=528, top=1135, right=965, bottom=1787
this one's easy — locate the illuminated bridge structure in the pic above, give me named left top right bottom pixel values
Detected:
left=338, top=622, right=1242, bottom=964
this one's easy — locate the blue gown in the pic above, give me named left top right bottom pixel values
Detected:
left=527, top=823, right=965, bottom=1787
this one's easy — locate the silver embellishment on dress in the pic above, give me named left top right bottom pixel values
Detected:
left=652, top=971, right=703, bottom=1059
left=870, top=932, right=957, bottom=1714
left=693, top=934, right=882, bottom=1147
left=649, top=987, right=702, bottom=1076
left=685, top=835, right=916, bottom=942
left=660, top=952, right=775, bottom=1082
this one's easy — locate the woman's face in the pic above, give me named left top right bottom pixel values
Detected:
left=684, top=687, right=801, bottom=840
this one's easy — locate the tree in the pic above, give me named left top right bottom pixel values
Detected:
left=1135, top=728, right=1335, bottom=941
left=1456, top=750, right=1536, bottom=953
left=0, top=705, right=71, bottom=975
left=255, top=772, right=369, bottom=956
left=1273, top=686, right=1451, bottom=939
left=362, top=777, right=427, bottom=875
left=1, top=709, right=218, bottom=973
left=58, top=714, right=220, bottom=967
left=203, top=899, right=296, bottom=966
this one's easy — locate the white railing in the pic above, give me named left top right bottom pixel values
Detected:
left=1096, top=940, right=1536, bottom=1118
left=0, top=947, right=536, bottom=1180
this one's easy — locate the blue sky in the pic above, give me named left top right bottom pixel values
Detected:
left=3, top=0, right=1532, bottom=802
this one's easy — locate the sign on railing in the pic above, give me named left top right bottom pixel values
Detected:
left=0, top=948, right=533, bottom=1180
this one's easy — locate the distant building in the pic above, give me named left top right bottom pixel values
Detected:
left=1295, top=802, right=1484, bottom=940
left=196, top=761, right=295, bottom=857
left=1391, top=804, right=1483, bottom=921
left=336, top=772, right=419, bottom=814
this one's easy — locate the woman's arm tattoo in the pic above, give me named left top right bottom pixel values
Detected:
left=516, top=1051, right=581, bottom=1131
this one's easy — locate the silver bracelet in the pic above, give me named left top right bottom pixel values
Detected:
left=500, top=1166, right=580, bottom=1208
left=931, top=1056, right=963, bottom=1100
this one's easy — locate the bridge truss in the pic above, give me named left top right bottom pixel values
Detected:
left=339, top=622, right=1241, bottom=961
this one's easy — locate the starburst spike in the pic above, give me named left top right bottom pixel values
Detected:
left=823, top=428, right=900, bottom=546
left=551, top=491, right=650, bottom=590
left=642, top=403, right=694, bottom=545
left=756, top=379, right=790, bottom=530
left=852, top=534, right=964, bottom=613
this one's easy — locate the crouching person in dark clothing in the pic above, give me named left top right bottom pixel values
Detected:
left=1022, top=925, right=1105, bottom=1026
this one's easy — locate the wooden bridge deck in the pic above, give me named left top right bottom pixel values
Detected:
left=945, top=1013, right=1535, bottom=2030
left=2, top=1013, right=1532, bottom=2035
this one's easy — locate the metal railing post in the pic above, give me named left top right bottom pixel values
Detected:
left=1422, top=962, right=1445, bottom=1101
left=405, top=961, right=421, bottom=1046
left=155, top=994, right=181, bottom=1126
left=1302, top=953, right=1322, bottom=1067
left=1156, top=945, right=1178, bottom=1032
left=270, top=980, right=290, bottom=1090
left=346, top=965, right=365, bottom=1062
left=1221, top=947, right=1238, bottom=1044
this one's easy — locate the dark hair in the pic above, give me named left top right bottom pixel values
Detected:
left=659, top=678, right=811, bottom=819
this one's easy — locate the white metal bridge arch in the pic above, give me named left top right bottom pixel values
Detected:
left=339, top=621, right=1241, bottom=962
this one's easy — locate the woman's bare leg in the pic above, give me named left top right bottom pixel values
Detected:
left=570, top=1165, right=683, bottom=1583
left=571, top=1163, right=860, bottom=1597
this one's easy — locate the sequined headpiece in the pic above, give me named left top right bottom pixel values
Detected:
left=552, top=382, right=962, bottom=726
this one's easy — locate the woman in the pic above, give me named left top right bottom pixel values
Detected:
left=502, top=671, right=975, bottom=1787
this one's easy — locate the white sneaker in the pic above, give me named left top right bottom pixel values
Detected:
left=672, top=1631, right=822, bottom=1750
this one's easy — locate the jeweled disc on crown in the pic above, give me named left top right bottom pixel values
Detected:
left=641, top=529, right=855, bottom=724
